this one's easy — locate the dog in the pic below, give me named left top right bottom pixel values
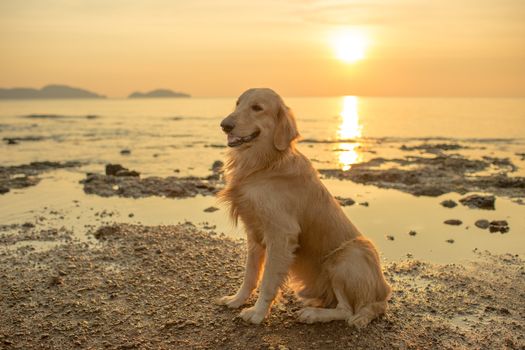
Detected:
left=217, top=88, right=391, bottom=327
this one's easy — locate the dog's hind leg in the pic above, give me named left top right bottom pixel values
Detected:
left=316, top=237, right=391, bottom=328
left=297, top=286, right=353, bottom=324
left=347, top=300, right=388, bottom=329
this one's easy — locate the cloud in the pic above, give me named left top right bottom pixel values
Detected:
left=294, top=0, right=525, bottom=29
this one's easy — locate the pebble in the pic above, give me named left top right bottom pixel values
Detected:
left=440, top=200, right=457, bottom=208
left=489, top=220, right=509, bottom=233
left=474, top=219, right=490, bottom=229
left=211, top=160, right=224, bottom=173
left=459, top=194, right=495, bottom=210
left=105, top=163, right=140, bottom=177
left=444, top=219, right=462, bottom=226
left=335, top=196, right=355, bottom=206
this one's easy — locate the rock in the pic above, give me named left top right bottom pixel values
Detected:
left=5, top=138, right=18, bottom=145
left=489, top=220, right=509, bottom=234
left=1, top=161, right=81, bottom=194
left=444, top=219, right=462, bottom=226
left=120, top=149, right=131, bottom=155
left=105, top=164, right=140, bottom=177
left=105, top=164, right=126, bottom=176
left=335, top=196, right=355, bottom=206
left=485, top=306, right=512, bottom=315
left=319, top=154, right=525, bottom=198
left=386, top=235, right=395, bottom=241
left=408, top=230, right=417, bottom=236
left=211, top=160, right=224, bottom=173
left=446, top=239, right=455, bottom=244
left=400, top=143, right=463, bottom=153
left=359, top=201, right=369, bottom=207
left=115, top=170, right=140, bottom=177
left=440, top=200, right=457, bottom=208
left=413, top=187, right=447, bottom=197
left=474, top=219, right=490, bottom=229
left=81, top=173, right=219, bottom=199
left=204, top=206, right=219, bottom=213
left=459, top=195, right=495, bottom=210
left=93, top=225, right=121, bottom=240
left=49, top=276, right=64, bottom=286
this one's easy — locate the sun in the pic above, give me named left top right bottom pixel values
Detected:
left=332, top=30, right=367, bottom=63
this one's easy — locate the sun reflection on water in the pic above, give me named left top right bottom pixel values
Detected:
left=337, top=96, right=363, bottom=170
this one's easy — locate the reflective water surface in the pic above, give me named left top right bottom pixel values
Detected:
left=1, top=97, right=524, bottom=262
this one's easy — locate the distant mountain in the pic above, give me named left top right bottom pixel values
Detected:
left=0, top=84, right=105, bottom=99
left=128, top=89, right=191, bottom=99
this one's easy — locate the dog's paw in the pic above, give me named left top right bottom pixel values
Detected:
left=297, top=307, right=318, bottom=324
left=239, top=306, right=265, bottom=324
left=347, top=314, right=370, bottom=329
left=216, top=294, right=247, bottom=309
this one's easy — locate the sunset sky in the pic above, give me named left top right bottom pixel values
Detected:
left=1, top=0, right=524, bottom=97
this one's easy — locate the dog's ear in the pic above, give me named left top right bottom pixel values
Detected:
left=274, top=103, right=299, bottom=151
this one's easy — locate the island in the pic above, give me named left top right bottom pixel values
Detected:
left=128, top=89, right=191, bottom=99
left=0, top=84, right=105, bottom=99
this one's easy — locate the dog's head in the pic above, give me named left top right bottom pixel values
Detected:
left=220, top=88, right=299, bottom=152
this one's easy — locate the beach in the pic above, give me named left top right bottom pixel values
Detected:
left=1, top=224, right=523, bottom=349
left=1, top=97, right=525, bottom=349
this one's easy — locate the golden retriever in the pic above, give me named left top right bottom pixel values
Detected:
left=217, top=88, right=391, bottom=327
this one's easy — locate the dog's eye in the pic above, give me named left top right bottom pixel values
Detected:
left=251, top=104, right=263, bottom=112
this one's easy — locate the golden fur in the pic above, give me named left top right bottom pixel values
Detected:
left=216, top=88, right=391, bottom=327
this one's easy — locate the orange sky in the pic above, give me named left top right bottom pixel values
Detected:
left=1, top=0, right=524, bottom=97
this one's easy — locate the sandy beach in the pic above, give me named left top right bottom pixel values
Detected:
left=1, top=223, right=524, bottom=349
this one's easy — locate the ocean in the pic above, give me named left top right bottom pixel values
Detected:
left=1, top=96, right=524, bottom=263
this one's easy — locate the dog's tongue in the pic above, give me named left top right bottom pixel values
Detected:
left=227, top=134, right=242, bottom=144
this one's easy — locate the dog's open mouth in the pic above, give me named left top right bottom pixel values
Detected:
left=227, top=129, right=261, bottom=147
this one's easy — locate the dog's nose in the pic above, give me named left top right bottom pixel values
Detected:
left=220, top=119, right=235, bottom=133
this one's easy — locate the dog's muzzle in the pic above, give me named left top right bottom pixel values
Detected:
left=227, top=129, right=261, bottom=147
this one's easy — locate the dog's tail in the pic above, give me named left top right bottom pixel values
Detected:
left=347, top=300, right=388, bottom=328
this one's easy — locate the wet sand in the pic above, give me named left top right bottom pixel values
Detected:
left=1, top=223, right=524, bottom=349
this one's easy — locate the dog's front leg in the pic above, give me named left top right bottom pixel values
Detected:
left=240, top=237, right=296, bottom=324
left=217, top=239, right=264, bottom=308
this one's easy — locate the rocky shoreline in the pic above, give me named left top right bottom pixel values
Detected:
left=3, top=142, right=524, bottom=201
left=80, top=163, right=223, bottom=199
left=320, top=153, right=525, bottom=198
left=0, top=161, right=82, bottom=194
